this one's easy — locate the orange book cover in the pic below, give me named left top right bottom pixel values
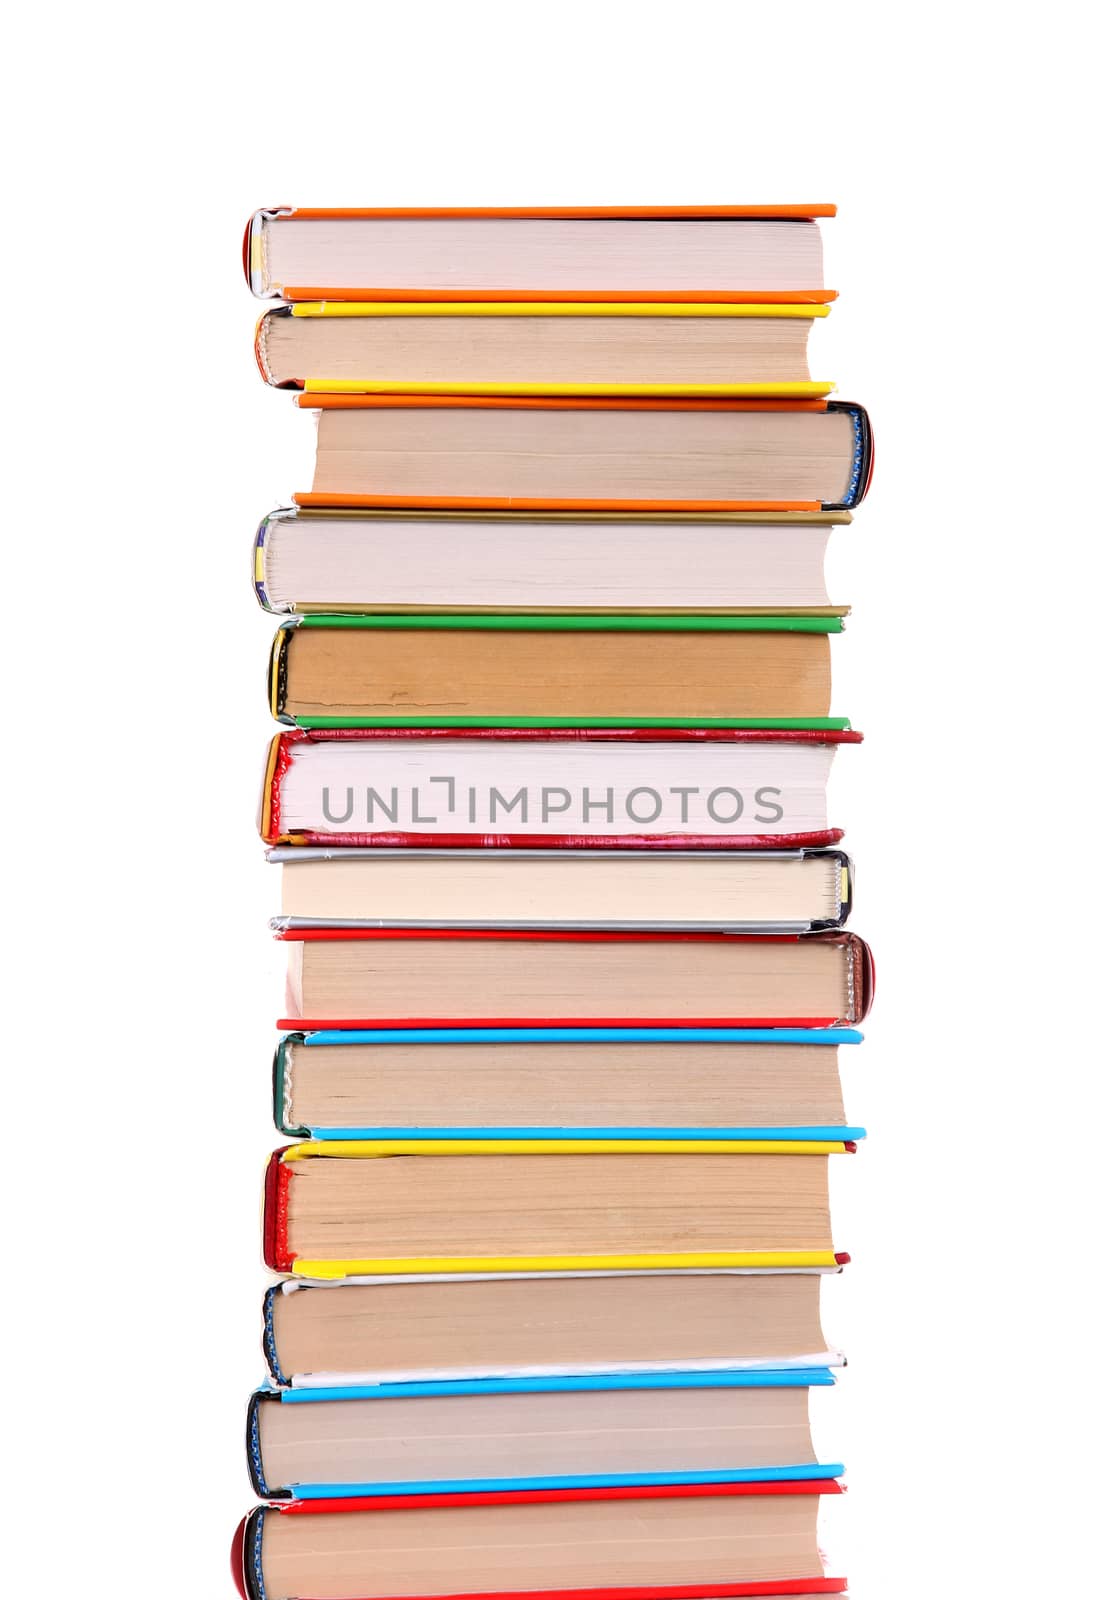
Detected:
left=292, top=394, right=872, bottom=514
left=246, top=206, right=838, bottom=303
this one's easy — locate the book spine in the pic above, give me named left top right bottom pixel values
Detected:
left=262, top=1149, right=295, bottom=1272
left=268, top=624, right=296, bottom=722
left=230, top=1508, right=258, bottom=1600
left=810, top=930, right=872, bottom=1021
left=262, top=1284, right=287, bottom=1386
left=246, top=1389, right=269, bottom=1497
left=255, top=307, right=296, bottom=388
left=851, top=933, right=875, bottom=1020
left=252, top=513, right=274, bottom=612
left=273, top=1036, right=309, bottom=1137
left=822, top=401, right=873, bottom=510
left=247, top=1391, right=292, bottom=1499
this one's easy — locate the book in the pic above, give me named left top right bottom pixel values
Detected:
left=268, top=615, right=840, bottom=726
left=244, top=204, right=837, bottom=302
left=239, top=205, right=867, bottom=1600
left=253, top=508, right=851, bottom=618
left=270, top=848, right=854, bottom=932
left=262, top=1139, right=854, bottom=1277
left=293, top=396, right=872, bottom=512
left=262, top=1268, right=843, bottom=1387
left=246, top=1370, right=840, bottom=1500
left=254, top=301, right=832, bottom=395
left=277, top=930, right=874, bottom=1030
left=272, top=1025, right=862, bottom=1140
left=232, top=1481, right=846, bottom=1600
left=259, top=728, right=861, bottom=850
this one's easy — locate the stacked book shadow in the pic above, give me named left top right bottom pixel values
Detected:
left=237, top=204, right=872, bottom=1600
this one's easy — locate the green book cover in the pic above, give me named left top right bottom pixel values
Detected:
left=273, top=1036, right=308, bottom=1138
left=293, top=613, right=844, bottom=634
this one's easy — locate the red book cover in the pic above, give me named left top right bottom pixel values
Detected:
left=234, top=1480, right=846, bottom=1600
left=274, top=927, right=874, bottom=1031
left=259, top=726, right=861, bottom=850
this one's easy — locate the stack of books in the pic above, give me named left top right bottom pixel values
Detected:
left=234, top=204, right=873, bottom=1600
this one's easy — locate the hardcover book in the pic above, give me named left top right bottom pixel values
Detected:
left=246, top=1369, right=840, bottom=1500
left=269, top=848, right=854, bottom=932
left=262, top=1138, right=855, bottom=1278
left=253, top=301, right=832, bottom=395
left=259, top=727, right=861, bottom=850
left=272, top=1025, right=863, bottom=1140
left=277, top=929, right=874, bottom=1030
left=261, top=1269, right=843, bottom=1388
left=293, top=395, right=872, bottom=513
left=253, top=506, right=851, bottom=617
left=267, top=614, right=841, bottom=726
left=233, top=1480, right=846, bottom=1600
left=244, top=204, right=838, bottom=302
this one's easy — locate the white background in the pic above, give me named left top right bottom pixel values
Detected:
left=3, top=3, right=1096, bottom=1594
